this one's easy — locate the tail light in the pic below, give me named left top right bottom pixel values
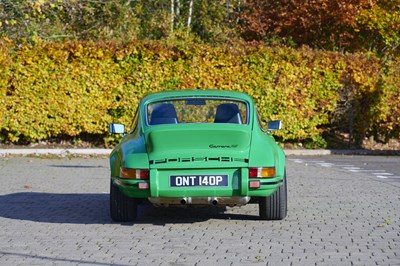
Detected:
left=120, top=168, right=149, bottom=179
left=248, top=167, right=276, bottom=189
left=249, top=167, right=276, bottom=178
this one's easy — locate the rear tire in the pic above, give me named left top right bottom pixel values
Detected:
left=110, top=180, right=137, bottom=222
left=259, top=172, right=287, bottom=220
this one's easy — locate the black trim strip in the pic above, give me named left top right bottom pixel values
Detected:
left=260, top=180, right=284, bottom=186
left=113, top=178, right=149, bottom=188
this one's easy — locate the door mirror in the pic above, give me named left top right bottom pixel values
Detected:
left=109, top=123, right=125, bottom=134
left=267, top=120, right=282, bottom=131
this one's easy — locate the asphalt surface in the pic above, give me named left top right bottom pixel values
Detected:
left=0, top=155, right=399, bottom=266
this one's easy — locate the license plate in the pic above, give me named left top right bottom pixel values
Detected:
left=170, top=175, right=228, bottom=187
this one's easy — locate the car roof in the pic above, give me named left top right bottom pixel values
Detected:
left=141, top=89, right=253, bottom=104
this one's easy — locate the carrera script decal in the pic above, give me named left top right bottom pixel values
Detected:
left=209, top=144, right=238, bottom=148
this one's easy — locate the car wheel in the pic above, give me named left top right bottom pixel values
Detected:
left=259, top=172, right=287, bottom=220
left=110, top=180, right=137, bottom=222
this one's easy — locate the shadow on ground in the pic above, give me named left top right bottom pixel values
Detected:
left=0, top=192, right=258, bottom=225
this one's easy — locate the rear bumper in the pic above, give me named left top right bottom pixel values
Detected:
left=112, top=167, right=283, bottom=200
left=148, top=196, right=251, bottom=206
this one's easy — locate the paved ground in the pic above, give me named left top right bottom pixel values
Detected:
left=0, top=155, right=399, bottom=266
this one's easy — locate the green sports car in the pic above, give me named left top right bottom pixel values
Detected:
left=109, top=90, right=287, bottom=222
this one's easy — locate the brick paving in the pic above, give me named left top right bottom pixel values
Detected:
left=0, top=156, right=399, bottom=265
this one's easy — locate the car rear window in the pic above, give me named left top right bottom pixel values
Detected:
left=146, top=98, right=248, bottom=126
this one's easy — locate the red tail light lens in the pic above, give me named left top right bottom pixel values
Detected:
left=249, top=168, right=259, bottom=178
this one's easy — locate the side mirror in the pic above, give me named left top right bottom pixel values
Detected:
left=109, top=123, right=125, bottom=134
left=267, top=120, right=282, bottom=131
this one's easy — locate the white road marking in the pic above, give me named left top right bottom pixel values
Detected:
left=377, top=175, right=400, bottom=179
left=373, top=173, right=393, bottom=176
left=348, top=169, right=385, bottom=173
left=288, top=159, right=304, bottom=162
left=343, top=166, right=361, bottom=170
left=290, top=158, right=398, bottom=180
left=316, top=163, right=335, bottom=167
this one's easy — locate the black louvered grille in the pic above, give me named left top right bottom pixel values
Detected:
left=149, top=157, right=248, bottom=165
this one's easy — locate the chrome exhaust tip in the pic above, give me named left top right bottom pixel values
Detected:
left=211, top=198, right=218, bottom=206
left=180, top=197, right=192, bottom=205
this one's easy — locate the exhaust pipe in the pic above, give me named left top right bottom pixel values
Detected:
left=180, top=197, right=192, bottom=205
left=211, top=199, right=218, bottom=206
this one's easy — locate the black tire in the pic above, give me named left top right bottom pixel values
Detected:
left=110, top=180, right=137, bottom=222
left=259, top=172, right=287, bottom=220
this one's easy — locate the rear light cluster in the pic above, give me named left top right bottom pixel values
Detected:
left=248, top=167, right=276, bottom=189
left=120, top=168, right=150, bottom=190
left=249, top=167, right=276, bottom=178
left=120, top=168, right=149, bottom=179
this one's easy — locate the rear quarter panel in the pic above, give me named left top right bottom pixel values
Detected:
left=248, top=126, right=285, bottom=177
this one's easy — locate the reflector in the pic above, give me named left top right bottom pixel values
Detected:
left=138, top=182, right=150, bottom=190
left=249, top=180, right=260, bottom=188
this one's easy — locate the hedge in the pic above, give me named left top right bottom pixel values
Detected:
left=0, top=39, right=399, bottom=147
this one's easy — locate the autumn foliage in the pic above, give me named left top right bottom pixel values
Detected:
left=1, top=1, right=399, bottom=54
left=0, top=39, right=398, bottom=147
left=0, top=1, right=399, bottom=147
left=239, top=0, right=399, bottom=53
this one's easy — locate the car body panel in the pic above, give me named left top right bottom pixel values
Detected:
left=110, top=89, right=285, bottom=205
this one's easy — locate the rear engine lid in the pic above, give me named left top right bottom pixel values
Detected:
left=145, top=125, right=251, bottom=169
